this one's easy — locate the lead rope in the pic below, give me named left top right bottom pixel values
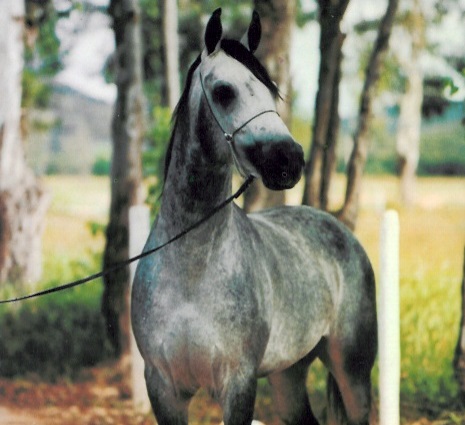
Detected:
left=1, top=68, right=275, bottom=304
left=0, top=175, right=255, bottom=305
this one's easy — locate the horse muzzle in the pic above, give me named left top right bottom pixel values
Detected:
left=245, top=137, right=305, bottom=191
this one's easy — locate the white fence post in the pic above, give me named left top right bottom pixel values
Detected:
left=129, top=205, right=151, bottom=412
left=379, top=210, right=400, bottom=425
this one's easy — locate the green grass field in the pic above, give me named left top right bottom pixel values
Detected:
left=2, top=174, right=465, bottom=421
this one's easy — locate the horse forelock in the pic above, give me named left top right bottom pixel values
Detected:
left=163, top=39, right=279, bottom=185
left=220, top=39, right=280, bottom=100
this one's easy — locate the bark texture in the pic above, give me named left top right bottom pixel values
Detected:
left=102, top=0, right=144, bottom=356
left=337, top=0, right=399, bottom=230
left=162, top=0, right=180, bottom=111
left=396, top=0, right=424, bottom=207
left=302, top=0, right=349, bottom=211
left=244, top=0, right=296, bottom=213
left=0, top=0, right=48, bottom=286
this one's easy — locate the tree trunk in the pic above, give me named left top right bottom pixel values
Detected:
left=397, top=69, right=422, bottom=207
left=454, top=246, right=465, bottom=403
left=302, top=0, right=349, bottom=210
left=102, top=0, right=144, bottom=357
left=396, top=0, right=424, bottom=207
left=244, top=0, right=295, bottom=213
left=337, top=0, right=399, bottom=230
left=0, top=0, right=48, bottom=286
left=162, top=0, right=180, bottom=111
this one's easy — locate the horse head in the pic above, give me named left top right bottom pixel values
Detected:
left=194, top=8, right=304, bottom=191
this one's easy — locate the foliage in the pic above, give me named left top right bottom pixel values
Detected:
left=0, top=252, right=112, bottom=381
left=0, top=296, right=112, bottom=381
left=296, top=0, right=318, bottom=27
left=143, top=106, right=172, bottom=215
left=140, top=0, right=165, bottom=106
left=92, top=155, right=111, bottom=176
left=22, top=2, right=61, bottom=110
left=0, top=174, right=111, bottom=381
left=29, top=6, right=62, bottom=77
left=418, top=120, right=465, bottom=176
left=21, top=69, right=52, bottom=110
left=293, top=107, right=465, bottom=177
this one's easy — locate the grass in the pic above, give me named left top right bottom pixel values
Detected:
left=1, top=174, right=465, bottom=420
left=355, top=177, right=465, bottom=418
left=287, top=174, right=465, bottom=418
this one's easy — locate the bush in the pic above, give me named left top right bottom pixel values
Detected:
left=0, top=299, right=112, bottom=380
left=0, top=249, right=112, bottom=381
left=92, top=155, right=111, bottom=176
left=144, top=106, right=172, bottom=214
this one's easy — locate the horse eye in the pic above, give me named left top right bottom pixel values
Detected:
left=212, top=83, right=236, bottom=107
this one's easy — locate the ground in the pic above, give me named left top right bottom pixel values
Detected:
left=1, top=176, right=465, bottom=424
left=0, top=362, right=463, bottom=424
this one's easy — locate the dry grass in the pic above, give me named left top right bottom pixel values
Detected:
left=39, top=174, right=465, bottom=421
left=43, top=175, right=110, bottom=249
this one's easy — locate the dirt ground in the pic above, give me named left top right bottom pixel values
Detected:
left=0, top=364, right=154, bottom=425
left=0, top=363, right=463, bottom=425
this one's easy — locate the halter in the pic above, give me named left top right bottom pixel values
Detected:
left=0, top=61, right=281, bottom=305
left=199, top=69, right=279, bottom=176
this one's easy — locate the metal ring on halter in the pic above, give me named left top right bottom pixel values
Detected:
left=199, top=70, right=280, bottom=144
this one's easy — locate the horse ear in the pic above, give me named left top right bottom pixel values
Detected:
left=241, top=10, right=261, bottom=53
left=205, top=8, right=223, bottom=54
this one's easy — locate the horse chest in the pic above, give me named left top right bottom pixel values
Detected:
left=142, top=296, right=261, bottom=391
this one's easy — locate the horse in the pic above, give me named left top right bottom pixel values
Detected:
left=132, top=8, right=377, bottom=425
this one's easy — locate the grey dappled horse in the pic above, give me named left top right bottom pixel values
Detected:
left=132, top=8, right=377, bottom=425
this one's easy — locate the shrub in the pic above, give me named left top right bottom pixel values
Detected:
left=143, top=106, right=172, bottom=214
left=92, top=155, right=111, bottom=176
left=0, top=298, right=112, bottom=381
left=0, top=249, right=112, bottom=381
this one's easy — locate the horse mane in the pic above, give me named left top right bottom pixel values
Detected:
left=163, top=39, right=280, bottom=184
left=162, top=54, right=201, bottom=184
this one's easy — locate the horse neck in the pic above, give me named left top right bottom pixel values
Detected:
left=158, top=120, right=234, bottom=238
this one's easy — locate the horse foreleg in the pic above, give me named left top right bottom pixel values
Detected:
left=145, top=366, right=191, bottom=425
left=221, top=371, right=257, bottom=425
left=268, top=357, right=320, bottom=425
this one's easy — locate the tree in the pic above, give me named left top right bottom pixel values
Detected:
left=243, top=0, right=296, bottom=213
left=0, top=0, right=49, bottom=285
left=162, top=0, right=181, bottom=111
left=395, top=0, right=425, bottom=207
left=102, top=0, right=144, bottom=357
left=337, top=0, right=399, bottom=229
left=302, top=0, right=349, bottom=210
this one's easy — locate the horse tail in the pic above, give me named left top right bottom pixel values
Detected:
left=326, top=373, right=348, bottom=425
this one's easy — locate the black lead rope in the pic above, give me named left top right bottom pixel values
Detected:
left=2, top=65, right=278, bottom=305
left=0, top=175, right=255, bottom=305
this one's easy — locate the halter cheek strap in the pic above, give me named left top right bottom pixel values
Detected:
left=199, top=71, right=279, bottom=140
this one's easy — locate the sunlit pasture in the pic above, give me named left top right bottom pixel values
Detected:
left=36, top=174, right=465, bottom=421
